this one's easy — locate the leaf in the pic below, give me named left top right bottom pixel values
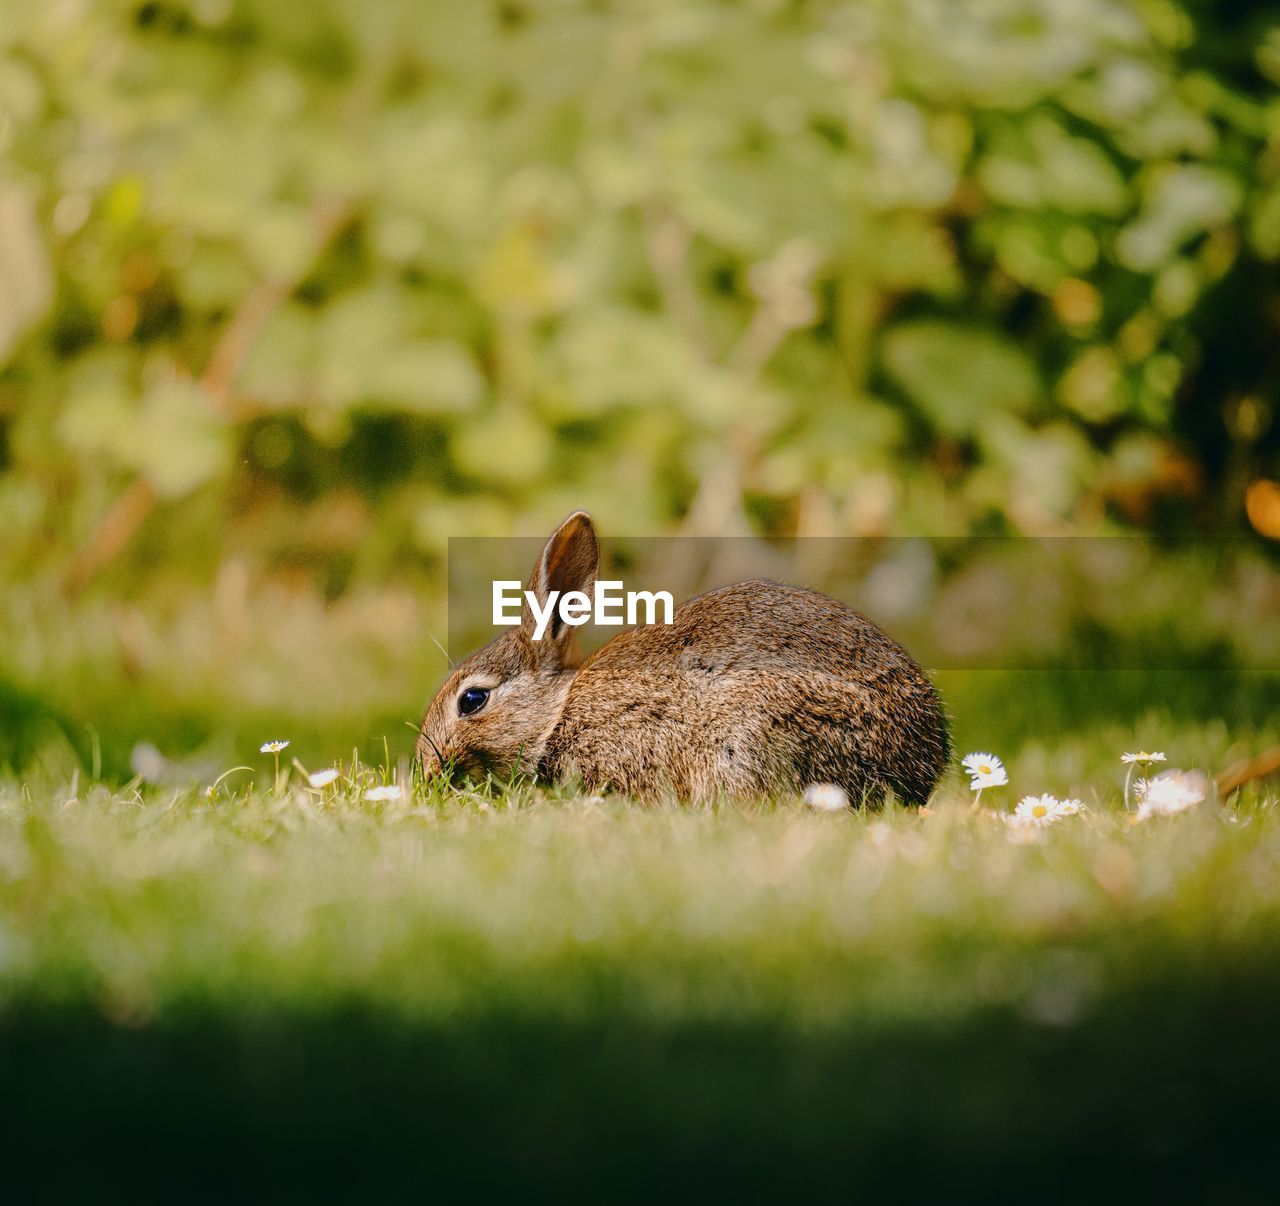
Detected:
left=451, top=408, right=551, bottom=487
left=369, top=340, right=485, bottom=415
left=549, top=310, right=696, bottom=416
left=881, top=321, right=1040, bottom=434
left=1117, top=165, right=1242, bottom=272
left=979, top=115, right=1130, bottom=216
left=131, top=381, right=231, bottom=497
left=476, top=225, right=571, bottom=319
left=864, top=216, right=960, bottom=295
left=241, top=203, right=316, bottom=279
left=57, top=383, right=135, bottom=462
left=0, top=181, right=52, bottom=364
left=1249, top=182, right=1280, bottom=261
left=316, top=287, right=403, bottom=406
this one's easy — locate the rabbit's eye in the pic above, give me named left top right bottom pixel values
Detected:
left=457, top=687, right=490, bottom=716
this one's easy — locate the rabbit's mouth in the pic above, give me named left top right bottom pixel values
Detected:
left=449, top=749, right=508, bottom=783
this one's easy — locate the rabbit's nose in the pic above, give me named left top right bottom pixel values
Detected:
left=415, top=732, right=448, bottom=775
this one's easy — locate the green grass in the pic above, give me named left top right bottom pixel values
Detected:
left=2, top=740, right=1280, bottom=1201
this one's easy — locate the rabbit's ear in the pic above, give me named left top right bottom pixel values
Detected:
left=523, top=511, right=599, bottom=650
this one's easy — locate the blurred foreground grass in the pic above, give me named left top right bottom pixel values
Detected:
left=2, top=755, right=1278, bottom=1200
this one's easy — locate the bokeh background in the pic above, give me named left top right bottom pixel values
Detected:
left=2, top=0, right=1279, bottom=778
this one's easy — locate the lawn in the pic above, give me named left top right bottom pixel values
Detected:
left=2, top=722, right=1279, bottom=1202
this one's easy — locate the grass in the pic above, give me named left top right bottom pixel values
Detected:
left=2, top=734, right=1280, bottom=1202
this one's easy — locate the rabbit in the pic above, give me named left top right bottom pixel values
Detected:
left=417, top=511, right=950, bottom=805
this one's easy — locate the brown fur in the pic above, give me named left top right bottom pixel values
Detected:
left=418, top=512, right=950, bottom=804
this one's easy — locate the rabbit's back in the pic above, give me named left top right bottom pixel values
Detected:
left=540, top=581, right=949, bottom=802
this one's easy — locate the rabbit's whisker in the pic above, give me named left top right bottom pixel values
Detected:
left=425, top=630, right=455, bottom=669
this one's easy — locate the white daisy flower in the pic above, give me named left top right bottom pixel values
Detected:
left=363, top=784, right=404, bottom=802
left=962, top=752, right=1008, bottom=789
left=803, top=783, right=849, bottom=812
left=1135, top=769, right=1207, bottom=817
left=260, top=740, right=290, bottom=754
left=1121, top=751, right=1166, bottom=765
left=1010, top=794, right=1076, bottom=827
left=308, top=768, right=340, bottom=789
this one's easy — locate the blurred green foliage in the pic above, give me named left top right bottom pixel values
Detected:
left=2, top=0, right=1280, bottom=585
left=1, top=0, right=1279, bottom=772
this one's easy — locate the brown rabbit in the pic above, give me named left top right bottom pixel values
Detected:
left=418, top=512, right=950, bottom=804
